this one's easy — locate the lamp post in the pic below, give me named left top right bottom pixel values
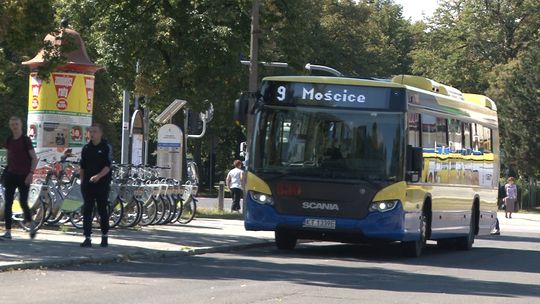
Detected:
left=246, top=0, right=261, bottom=167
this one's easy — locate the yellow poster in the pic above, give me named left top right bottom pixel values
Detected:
left=27, top=72, right=94, bottom=116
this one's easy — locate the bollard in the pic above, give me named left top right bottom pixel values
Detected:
left=218, top=181, right=225, bottom=211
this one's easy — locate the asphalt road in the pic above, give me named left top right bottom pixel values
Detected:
left=1, top=227, right=539, bottom=304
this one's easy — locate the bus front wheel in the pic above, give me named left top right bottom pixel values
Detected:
left=275, top=230, right=297, bottom=250
left=402, top=212, right=427, bottom=257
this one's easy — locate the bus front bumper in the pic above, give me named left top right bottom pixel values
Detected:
left=244, top=197, right=422, bottom=242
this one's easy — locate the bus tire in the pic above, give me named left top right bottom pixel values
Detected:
left=275, top=230, right=297, bottom=250
left=456, top=207, right=476, bottom=250
left=402, top=210, right=427, bottom=257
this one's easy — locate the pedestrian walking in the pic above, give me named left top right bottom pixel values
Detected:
left=2, top=116, right=38, bottom=239
left=227, top=160, right=244, bottom=212
left=504, top=177, right=517, bottom=219
left=79, top=123, right=112, bottom=247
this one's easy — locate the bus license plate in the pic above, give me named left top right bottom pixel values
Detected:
left=303, top=219, right=336, bottom=230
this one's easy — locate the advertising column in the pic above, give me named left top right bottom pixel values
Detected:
left=27, top=72, right=95, bottom=163
left=22, top=24, right=100, bottom=169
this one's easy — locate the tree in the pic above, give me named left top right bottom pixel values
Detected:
left=260, top=0, right=415, bottom=77
left=0, top=0, right=55, bottom=141
left=411, top=0, right=540, bottom=93
left=488, top=39, right=540, bottom=178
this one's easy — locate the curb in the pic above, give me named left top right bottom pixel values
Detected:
left=0, top=239, right=275, bottom=272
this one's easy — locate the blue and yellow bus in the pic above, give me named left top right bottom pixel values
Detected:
left=240, top=74, right=499, bottom=257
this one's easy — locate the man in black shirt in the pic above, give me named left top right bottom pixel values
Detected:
left=79, top=123, right=112, bottom=247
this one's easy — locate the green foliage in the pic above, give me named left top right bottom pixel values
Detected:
left=261, top=0, right=415, bottom=76
left=488, top=40, right=540, bottom=178
left=0, top=0, right=56, bottom=140
left=411, top=0, right=540, bottom=93
left=4, top=0, right=540, bottom=183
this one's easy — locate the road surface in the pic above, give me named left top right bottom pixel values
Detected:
left=1, top=213, right=538, bottom=304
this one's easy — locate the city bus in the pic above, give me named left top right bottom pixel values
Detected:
left=239, top=74, right=499, bottom=257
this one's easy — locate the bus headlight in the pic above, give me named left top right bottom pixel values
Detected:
left=369, top=200, right=399, bottom=213
left=249, top=191, right=274, bottom=205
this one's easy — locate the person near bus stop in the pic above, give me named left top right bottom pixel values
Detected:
left=227, top=160, right=244, bottom=212
left=504, top=176, right=517, bottom=219
left=79, top=123, right=112, bottom=247
left=1, top=116, right=39, bottom=240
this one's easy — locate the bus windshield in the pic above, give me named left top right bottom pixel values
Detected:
left=253, top=107, right=404, bottom=181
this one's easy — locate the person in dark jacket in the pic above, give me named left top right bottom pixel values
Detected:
left=79, top=123, right=112, bottom=247
left=2, top=116, right=39, bottom=240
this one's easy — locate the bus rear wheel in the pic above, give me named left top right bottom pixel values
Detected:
left=275, top=230, right=297, bottom=250
left=456, top=209, right=476, bottom=250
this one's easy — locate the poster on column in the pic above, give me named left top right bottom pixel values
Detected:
left=27, top=72, right=95, bottom=168
left=156, top=124, right=183, bottom=180
left=131, top=110, right=144, bottom=166
left=131, top=134, right=143, bottom=166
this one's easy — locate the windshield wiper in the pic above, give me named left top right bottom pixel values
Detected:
left=282, top=161, right=318, bottom=167
left=253, top=169, right=290, bottom=180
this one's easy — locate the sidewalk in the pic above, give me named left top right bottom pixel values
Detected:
left=497, top=211, right=540, bottom=233
left=0, top=218, right=274, bottom=272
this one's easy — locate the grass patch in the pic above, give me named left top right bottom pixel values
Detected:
left=196, top=208, right=244, bottom=220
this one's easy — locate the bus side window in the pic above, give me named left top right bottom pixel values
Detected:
left=408, top=113, right=420, bottom=147
left=462, top=122, right=472, bottom=151
left=472, top=124, right=492, bottom=153
left=421, top=114, right=436, bottom=148
left=472, top=123, right=481, bottom=152
left=448, top=119, right=462, bottom=152
left=436, top=117, right=448, bottom=148
left=480, top=125, right=492, bottom=153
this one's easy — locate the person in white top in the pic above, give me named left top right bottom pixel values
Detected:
left=226, top=160, right=245, bottom=212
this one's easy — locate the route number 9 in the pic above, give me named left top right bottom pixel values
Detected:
left=277, top=86, right=286, bottom=101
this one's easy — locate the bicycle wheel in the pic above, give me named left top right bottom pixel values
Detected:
left=107, top=199, right=124, bottom=229
left=129, top=199, right=144, bottom=227
left=119, top=198, right=142, bottom=228
left=177, top=196, right=196, bottom=224
left=46, top=210, right=66, bottom=225
left=69, top=209, right=84, bottom=229
left=172, top=196, right=184, bottom=223
left=159, top=196, right=176, bottom=225
left=139, top=198, right=157, bottom=226
left=17, top=198, right=47, bottom=231
left=151, top=197, right=165, bottom=225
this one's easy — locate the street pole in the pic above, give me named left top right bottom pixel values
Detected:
left=246, top=0, right=260, bottom=167
left=121, top=90, right=130, bottom=164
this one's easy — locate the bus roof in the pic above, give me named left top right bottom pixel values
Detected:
left=262, top=76, right=404, bottom=88
left=262, top=75, right=498, bottom=117
left=462, top=93, right=497, bottom=111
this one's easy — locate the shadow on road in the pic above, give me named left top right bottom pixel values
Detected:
left=60, top=239, right=540, bottom=299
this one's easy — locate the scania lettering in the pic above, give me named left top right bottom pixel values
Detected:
left=302, top=202, right=339, bottom=211
left=240, top=75, right=499, bottom=257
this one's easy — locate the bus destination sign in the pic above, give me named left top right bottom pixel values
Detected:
left=261, top=81, right=404, bottom=110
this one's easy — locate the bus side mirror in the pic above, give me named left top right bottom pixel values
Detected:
left=406, top=145, right=423, bottom=183
left=234, top=92, right=249, bottom=126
